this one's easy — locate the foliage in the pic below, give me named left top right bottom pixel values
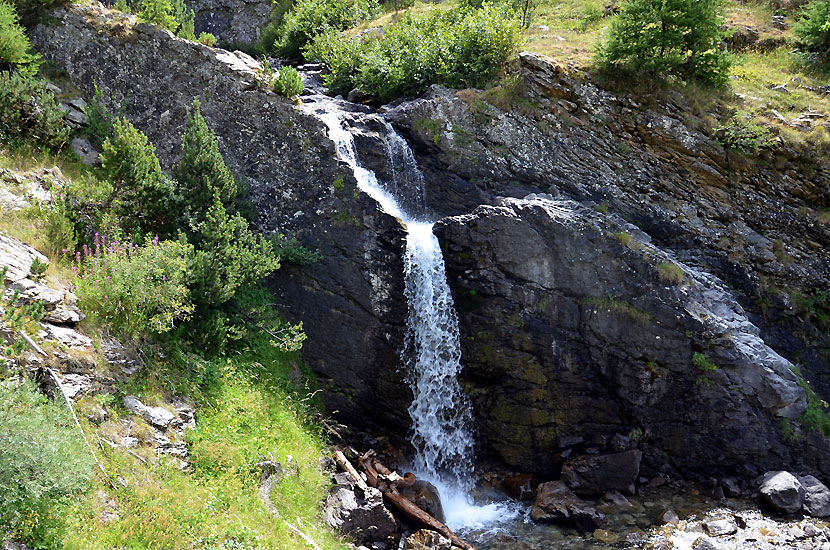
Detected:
left=306, top=3, right=523, bottom=102
left=256, top=58, right=304, bottom=97
left=271, top=234, right=321, bottom=265
left=43, top=197, right=78, bottom=257
left=138, top=0, right=177, bottom=31
left=692, top=351, right=718, bottom=371
left=714, top=111, right=778, bottom=155
left=197, top=31, right=217, bottom=46
left=598, top=0, right=731, bottom=86
left=83, top=85, right=120, bottom=147
left=274, top=0, right=379, bottom=59
left=0, top=0, right=40, bottom=75
left=0, top=380, right=95, bottom=543
left=795, top=0, right=830, bottom=64
left=0, top=72, right=71, bottom=151
left=100, top=118, right=174, bottom=238
left=70, top=235, right=195, bottom=337
left=656, top=262, right=684, bottom=285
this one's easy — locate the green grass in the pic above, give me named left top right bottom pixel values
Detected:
left=583, top=295, right=652, bottom=323
left=656, top=262, right=684, bottom=285
left=692, top=351, right=718, bottom=372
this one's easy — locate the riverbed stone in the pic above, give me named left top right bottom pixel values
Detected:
left=799, top=475, right=830, bottom=517
left=530, top=481, right=608, bottom=531
left=400, top=530, right=451, bottom=550
left=399, top=480, right=445, bottom=523
left=759, top=471, right=805, bottom=514
left=703, top=519, right=738, bottom=537
left=561, top=450, right=642, bottom=496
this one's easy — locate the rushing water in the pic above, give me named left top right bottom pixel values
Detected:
left=304, top=96, right=516, bottom=531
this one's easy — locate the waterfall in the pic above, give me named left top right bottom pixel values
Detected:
left=305, top=97, right=514, bottom=530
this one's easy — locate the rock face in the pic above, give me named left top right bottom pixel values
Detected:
left=32, top=5, right=413, bottom=434
left=530, top=480, right=608, bottom=531
left=760, top=471, right=805, bottom=514
left=800, top=475, right=830, bottom=517
left=386, top=53, right=829, bottom=401
left=186, top=0, right=273, bottom=45
left=401, top=530, right=452, bottom=550
left=437, top=197, right=809, bottom=476
left=561, top=450, right=642, bottom=496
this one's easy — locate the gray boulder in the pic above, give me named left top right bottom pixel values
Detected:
left=399, top=480, right=444, bottom=523
left=123, top=396, right=175, bottom=428
left=561, top=450, right=642, bottom=496
left=324, top=486, right=397, bottom=544
left=530, top=481, right=607, bottom=532
left=799, top=475, right=830, bottom=517
left=759, top=471, right=805, bottom=514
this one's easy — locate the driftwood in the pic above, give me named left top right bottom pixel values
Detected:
left=346, top=450, right=476, bottom=550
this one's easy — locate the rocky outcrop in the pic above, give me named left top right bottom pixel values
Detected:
left=186, top=0, right=273, bottom=45
left=437, top=196, right=810, bottom=476
left=32, top=4, right=413, bottom=433
left=385, top=53, right=829, bottom=399
left=561, top=450, right=642, bottom=496
left=324, top=485, right=398, bottom=544
left=530, top=480, right=608, bottom=531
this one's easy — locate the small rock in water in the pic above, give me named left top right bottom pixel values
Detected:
left=593, top=529, right=620, bottom=543
left=691, top=536, right=721, bottom=550
left=703, top=519, right=737, bottom=537
left=789, top=525, right=806, bottom=539
left=803, top=522, right=821, bottom=537
left=502, top=473, right=537, bottom=501
left=658, top=509, right=680, bottom=525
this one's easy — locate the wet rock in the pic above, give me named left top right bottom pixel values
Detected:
left=530, top=481, right=608, bottom=532
left=691, top=536, right=720, bottom=550
left=561, top=450, right=642, bottom=496
left=400, top=530, right=451, bottom=550
left=324, top=486, right=397, bottom=544
left=601, top=490, right=634, bottom=508
left=703, top=518, right=737, bottom=537
left=399, top=480, right=445, bottom=523
left=502, top=473, right=537, bottom=501
left=123, top=395, right=175, bottom=428
left=593, top=529, right=619, bottom=543
left=658, top=509, right=679, bottom=525
left=759, top=471, right=805, bottom=514
left=799, top=475, right=830, bottom=517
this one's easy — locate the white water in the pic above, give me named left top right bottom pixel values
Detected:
left=305, top=98, right=517, bottom=530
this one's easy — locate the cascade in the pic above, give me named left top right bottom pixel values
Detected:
left=304, top=96, right=512, bottom=530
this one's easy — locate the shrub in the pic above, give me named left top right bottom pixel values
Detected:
left=138, top=0, right=176, bottom=31
left=271, top=234, right=321, bottom=265
left=0, top=0, right=40, bottom=74
left=0, top=72, right=70, bottom=151
left=100, top=118, right=174, bottom=237
left=274, top=0, right=379, bottom=60
left=598, top=0, right=731, bottom=86
left=197, top=31, right=216, bottom=46
left=307, top=4, right=523, bottom=101
left=795, top=0, right=830, bottom=64
left=692, top=351, right=718, bottom=371
left=656, top=262, right=684, bottom=285
left=256, top=58, right=304, bottom=97
left=0, top=380, right=95, bottom=542
left=43, top=198, right=78, bottom=257
left=1, top=267, right=45, bottom=357
left=70, top=235, right=195, bottom=336
left=714, top=111, right=778, bottom=155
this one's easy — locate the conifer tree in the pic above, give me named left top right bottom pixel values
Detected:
left=173, top=99, right=240, bottom=231
left=0, top=0, right=40, bottom=75
left=598, top=0, right=731, bottom=86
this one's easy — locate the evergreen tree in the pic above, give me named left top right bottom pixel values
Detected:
left=138, top=0, right=176, bottom=32
left=191, top=192, right=279, bottom=306
left=598, top=0, right=731, bottom=86
left=100, top=118, right=173, bottom=237
left=0, top=0, right=40, bottom=75
left=795, top=0, right=830, bottom=64
left=173, top=99, right=240, bottom=232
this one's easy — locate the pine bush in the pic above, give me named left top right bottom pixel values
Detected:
left=795, top=0, right=830, bottom=64
left=0, top=72, right=70, bottom=151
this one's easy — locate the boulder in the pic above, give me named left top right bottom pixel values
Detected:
left=324, top=486, right=397, bottom=544
left=123, top=396, right=175, bottom=429
left=703, top=519, right=737, bottom=537
left=759, top=471, right=804, bottom=514
left=530, top=481, right=607, bottom=532
left=399, top=480, right=445, bottom=523
left=401, top=530, right=452, bottom=550
left=561, top=450, right=642, bottom=496
left=799, top=475, right=830, bottom=517
left=502, top=473, right=537, bottom=501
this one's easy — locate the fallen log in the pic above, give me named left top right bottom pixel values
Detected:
left=356, top=451, right=476, bottom=550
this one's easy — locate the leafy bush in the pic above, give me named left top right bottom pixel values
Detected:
left=256, top=58, right=304, bottom=97
left=71, top=235, right=195, bottom=336
left=100, top=118, right=174, bottom=237
left=0, top=72, right=71, bottom=151
left=272, top=234, right=321, bottom=265
left=43, top=198, right=78, bottom=257
left=795, top=0, right=830, bottom=64
left=197, top=31, right=216, bottom=46
left=0, top=380, right=95, bottom=542
left=0, top=0, right=40, bottom=74
left=138, top=0, right=198, bottom=40
left=306, top=4, right=523, bottom=101
left=598, top=0, right=731, bottom=86
left=714, top=111, right=778, bottom=155
left=274, top=0, right=379, bottom=59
